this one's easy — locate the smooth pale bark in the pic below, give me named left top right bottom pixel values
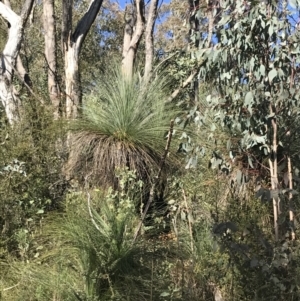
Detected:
left=62, top=0, right=103, bottom=119
left=65, top=46, right=80, bottom=119
left=206, top=0, right=215, bottom=48
left=268, top=104, right=279, bottom=241
left=122, top=0, right=145, bottom=79
left=0, top=0, right=34, bottom=124
left=144, top=0, right=159, bottom=81
left=122, top=4, right=135, bottom=69
left=287, top=156, right=295, bottom=240
left=4, top=1, right=32, bottom=89
left=43, top=0, right=60, bottom=119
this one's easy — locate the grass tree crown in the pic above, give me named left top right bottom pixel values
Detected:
left=67, top=67, right=180, bottom=188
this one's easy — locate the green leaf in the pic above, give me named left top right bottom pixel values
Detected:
left=251, top=19, right=256, bottom=30
left=219, top=15, right=231, bottom=26
left=289, top=0, right=297, bottom=8
left=236, top=170, right=242, bottom=185
left=160, top=292, right=170, bottom=297
left=244, top=91, right=254, bottom=106
left=227, top=139, right=231, bottom=150
left=268, top=24, right=274, bottom=36
left=260, top=65, right=265, bottom=76
left=268, top=69, right=277, bottom=82
left=36, top=209, right=44, bottom=214
left=248, top=156, right=254, bottom=168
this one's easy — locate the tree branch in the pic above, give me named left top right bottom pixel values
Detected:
left=72, top=0, right=104, bottom=50
left=167, top=69, right=198, bottom=103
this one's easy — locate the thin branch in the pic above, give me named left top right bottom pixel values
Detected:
left=167, top=69, right=198, bottom=103
left=153, top=51, right=178, bottom=74
left=132, top=119, right=174, bottom=243
left=288, top=156, right=296, bottom=240
left=3, top=55, right=44, bottom=104
left=269, top=102, right=279, bottom=241
left=182, top=188, right=193, bottom=252
left=72, top=0, right=104, bottom=49
left=2, top=283, right=20, bottom=292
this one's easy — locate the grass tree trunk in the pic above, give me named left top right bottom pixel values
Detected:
left=62, top=0, right=104, bottom=119
left=0, top=0, right=34, bottom=124
left=122, top=0, right=145, bottom=79
left=43, top=0, right=60, bottom=119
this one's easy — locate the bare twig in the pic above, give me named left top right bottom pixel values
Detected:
left=3, top=55, right=44, bottom=105
left=182, top=188, right=193, bottom=252
left=2, top=283, right=20, bottom=292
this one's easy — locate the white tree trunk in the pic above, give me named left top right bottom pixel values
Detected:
left=62, top=0, right=104, bottom=119
left=0, top=81, right=18, bottom=123
left=144, top=0, right=159, bottom=81
left=43, top=0, right=60, bottom=119
left=122, top=0, right=145, bottom=79
left=65, top=44, right=80, bottom=119
left=0, top=0, right=34, bottom=124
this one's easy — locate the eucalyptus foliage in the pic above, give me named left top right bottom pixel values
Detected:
left=189, top=0, right=300, bottom=230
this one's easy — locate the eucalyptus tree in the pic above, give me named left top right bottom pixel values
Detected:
left=190, top=0, right=300, bottom=241
left=121, top=0, right=162, bottom=81
left=43, top=0, right=60, bottom=119
left=0, top=0, right=34, bottom=124
left=62, top=0, right=104, bottom=119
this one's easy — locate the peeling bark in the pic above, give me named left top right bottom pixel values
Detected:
left=62, top=0, right=103, bottom=119
left=43, top=0, right=60, bottom=119
left=0, top=0, right=34, bottom=124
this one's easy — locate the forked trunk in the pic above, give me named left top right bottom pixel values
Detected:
left=62, top=0, right=104, bottom=119
left=122, top=0, right=145, bottom=79
left=0, top=0, right=34, bottom=124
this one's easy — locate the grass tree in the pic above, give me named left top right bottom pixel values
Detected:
left=67, top=67, right=179, bottom=188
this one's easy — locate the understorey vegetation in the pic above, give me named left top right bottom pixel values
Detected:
left=1, top=0, right=300, bottom=300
